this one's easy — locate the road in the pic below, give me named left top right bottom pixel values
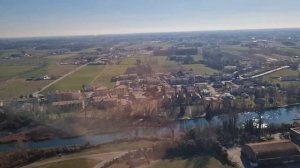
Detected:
left=22, top=151, right=128, bottom=168
left=33, top=63, right=88, bottom=96
left=250, top=66, right=290, bottom=79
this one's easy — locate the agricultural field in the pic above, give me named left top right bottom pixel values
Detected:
left=0, top=65, right=35, bottom=80
left=45, top=65, right=105, bottom=92
left=147, top=156, right=232, bottom=168
left=121, top=56, right=181, bottom=73
left=36, top=158, right=100, bottom=168
left=183, top=64, right=219, bottom=75
left=0, top=51, right=80, bottom=100
left=91, top=64, right=131, bottom=88
left=192, top=54, right=203, bottom=61
left=31, top=139, right=161, bottom=168
left=220, top=45, right=249, bottom=55
left=295, top=48, right=300, bottom=56
left=0, top=78, right=49, bottom=99
left=260, top=68, right=300, bottom=86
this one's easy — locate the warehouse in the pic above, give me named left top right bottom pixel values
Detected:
left=241, top=140, right=300, bottom=167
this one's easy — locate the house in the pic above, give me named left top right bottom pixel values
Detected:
left=290, top=127, right=300, bottom=146
left=52, top=100, right=83, bottom=111
left=48, top=91, right=81, bottom=102
left=241, top=140, right=300, bottom=167
left=93, top=94, right=119, bottom=107
left=114, top=85, right=128, bottom=96
left=165, top=87, right=176, bottom=97
left=94, top=86, right=108, bottom=96
left=201, top=89, right=211, bottom=96
left=212, top=82, right=223, bottom=89
left=132, top=91, right=148, bottom=103
left=186, top=86, right=196, bottom=95
left=224, top=66, right=237, bottom=72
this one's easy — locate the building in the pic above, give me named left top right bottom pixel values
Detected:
left=94, top=86, right=108, bottom=96
left=114, top=85, right=128, bottom=96
left=224, top=65, right=237, bottom=72
left=241, top=140, right=300, bottom=167
left=290, top=127, right=300, bottom=146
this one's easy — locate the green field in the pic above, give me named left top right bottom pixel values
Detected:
left=220, top=45, right=249, bottom=55
left=0, top=53, right=218, bottom=98
left=36, top=158, right=100, bottom=168
left=0, top=52, right=80, bottom=99
left=92, top=64, right=131, bottom=88
left=192, top=54, right=204, bottom=61
left=148, top=156, right=232, bottom=168
left=121, top=56, right=181, bottom=73
left=33, top=139, right=161, bottom=165
left=183, top=64, right=219, bottom=75
left=295, top=48, right=300, bottom=56
left=45, top=65, right=105, bottom=92
left=0, top=78, right=49, bottom=99
left=0, top=65, right=35, bottom=79
left=260, top=68, right=300, bottom=86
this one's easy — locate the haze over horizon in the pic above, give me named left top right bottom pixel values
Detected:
left=1, top=0, right=300, bottom=38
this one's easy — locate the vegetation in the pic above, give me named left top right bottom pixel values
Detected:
left=45, top=65, right=105, bottom=92
left=183, top=64, right=218, bottom=75
left=260, top=68, right=300, bottom=86
left=92, top=64, right=131, bottom=88
left=35, top=158, right=100, bottom=168
left=149, top=156, right=232, bottom=168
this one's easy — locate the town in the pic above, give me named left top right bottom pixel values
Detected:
left=1, top=29, right=300, bottom=168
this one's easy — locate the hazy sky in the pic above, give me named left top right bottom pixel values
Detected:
left=1, top=0, right=300, bottom=38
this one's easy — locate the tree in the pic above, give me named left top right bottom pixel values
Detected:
left=254, top=98, right=266, bottom=140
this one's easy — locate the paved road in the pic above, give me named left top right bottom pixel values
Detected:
left=33, top=63, right=88, bottom=96
left=250, top=66, right=290, bottom=79
left=22, top=151, right=128, bottom=168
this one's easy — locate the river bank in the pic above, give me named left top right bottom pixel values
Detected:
left=0, top=104, right=299, bottom=152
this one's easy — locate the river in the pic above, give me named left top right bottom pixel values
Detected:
left=1, top=105, right=300, bottom=152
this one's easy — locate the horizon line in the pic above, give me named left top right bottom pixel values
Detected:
left=1, top=26, right=300, bottom=40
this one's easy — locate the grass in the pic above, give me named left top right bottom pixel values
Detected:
left=37, top=139, right=161, bottom=163
left=92, top=64, right=130, bottom=88
left=260, top=68, right=300, bottom=86
left=45, top=65, right=105, bottom=92
left=36, top=158, right=100, bottom=168
left=192, top=54, right=204, bottom=61
left=121, top=56, right=181, bottom=73
left=0, top=78, right=49, bottom=99
left=183, top=64, right=219, bottom=75
left=148, top=156, right=232, bottom=168
left=84, top=139, right=161, bottom=154
left=0, top=65, right=35, bottom=79
left=220, top=45, right=249, bottom=55
left=295, top=48, right=300, bottom=56
left=0, top=50, right=83, bottom=99
left=46, top=64, right=78, bottom=77
left=142, top=56, right=181, bottom=72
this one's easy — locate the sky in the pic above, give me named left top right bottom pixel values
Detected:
left=0, top=0, right=300, bottom=38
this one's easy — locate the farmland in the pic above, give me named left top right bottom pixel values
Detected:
left=260, top=68, right=300, bottom=86
left=148, top=156, right=232, bottom=168
left=45, top=65, right=105, bottom=92
left=0, top=52, right=79, bottom=100
left=91, top=64, right=131, bottom=88
left=182, top=64, right=218, bottom=75
left=35, top=158, right=100, bottom=168
left=42, top=55, right=219, bottom=92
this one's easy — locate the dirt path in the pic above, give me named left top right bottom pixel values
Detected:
left=22, top=151, right=128, bottom=168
